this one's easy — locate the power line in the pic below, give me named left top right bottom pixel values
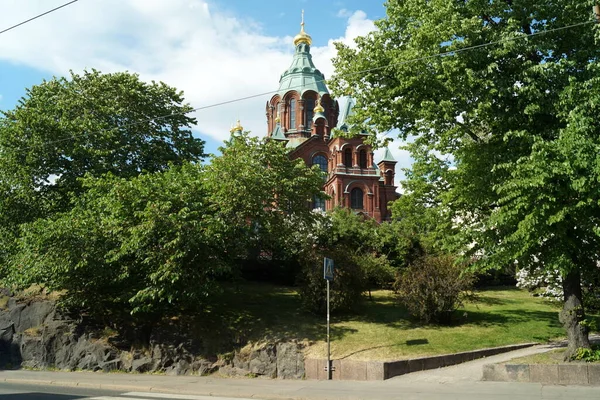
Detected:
left=8, top=18, right=596, bottom=152
left=0, top=0, right=80, bottom=36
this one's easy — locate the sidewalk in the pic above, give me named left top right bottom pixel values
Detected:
left=1, top=343, right=599, bottom=400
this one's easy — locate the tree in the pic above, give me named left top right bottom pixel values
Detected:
left=297, top=208, right=394, bottom=313
left=203, top=131, right=325, bottom=263
left=331, top=0, right=599, bottom=357
left=7, top=164, right=223, bottom=324
left=0, top=69, right=204, bottom=223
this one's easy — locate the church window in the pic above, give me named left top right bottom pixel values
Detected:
left=350, top=188, right=364, bottom=209
left=289, top=99, right=296, bottom=130
left=359, top=149, right=368, bottom=169
left=344, top=148, right=353, bottom=168
left=312, top=154, right=328, bottom=173
left=313, top=195, right=326, bottom=211
left=305, top=98, right=314, bottom=129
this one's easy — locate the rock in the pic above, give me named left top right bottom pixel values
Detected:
left=166, top=359, right=191, bottom=376
left=249, top=343, right=277, bottom=378
left=14, top=301, right=56, bottom=333
left=99, top=358, right=122, bottom=372
left=20, top=335, right=44, bottom=369
left=276, top=341, right=305, bottom=379
left=132, top=356, right=155, bottom=373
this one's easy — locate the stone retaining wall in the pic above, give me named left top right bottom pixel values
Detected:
left=305, top=343, right=537, bottom=381
left=483, top=363, right=600, bottom=385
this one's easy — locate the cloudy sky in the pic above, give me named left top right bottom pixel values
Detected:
left=0, top=0, right=411, bottom=179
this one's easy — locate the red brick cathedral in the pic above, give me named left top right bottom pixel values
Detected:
left=264, top=17, right=398, bottom=222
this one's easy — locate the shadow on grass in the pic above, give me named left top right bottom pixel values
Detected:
left=459, top=309, right=562, bottom=329
left=189, top=283, right=564, bottom=356
left=338, top=344, right=399, bottom=360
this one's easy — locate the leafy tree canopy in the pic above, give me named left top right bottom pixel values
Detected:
left=331, top=0, right=600, bottom=356
left=0, top=69, right=204, bottom=223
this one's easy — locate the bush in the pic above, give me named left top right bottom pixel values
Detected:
left=296, top=248, right=369, bottom=314
left=394, top=254, right=473, bottom=324
left=571, top=345, right=600, bottom=362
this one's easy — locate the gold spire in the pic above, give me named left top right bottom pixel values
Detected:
left=293, top=9, right=312, bottom=46
left=230, top=119, right=243, bottom=133
left=313, top=97, right=324, bottom=113
left=275, top=110, right=281, bottom=124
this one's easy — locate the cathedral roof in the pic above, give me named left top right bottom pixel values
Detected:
left=277, top=15, right=328, bottom=97
left=336, top=97, right=356, bottom=132
left=271, top=123, right=287, bottom=141
left=381, top=147, right=397, bottom=163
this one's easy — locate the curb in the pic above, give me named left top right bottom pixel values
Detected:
left=306, top=342, right=538, bottom=380
left=483, top=363, right=600, bottom=385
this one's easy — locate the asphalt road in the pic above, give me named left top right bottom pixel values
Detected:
left=0, top=383, right=256, bottom=400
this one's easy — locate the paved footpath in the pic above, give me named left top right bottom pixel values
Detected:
left=0, top=344, right=598, bottom=400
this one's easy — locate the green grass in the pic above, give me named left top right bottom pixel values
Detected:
left=197, top=283, right=594, bottom=361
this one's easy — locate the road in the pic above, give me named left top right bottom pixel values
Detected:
left=0, top=383, right=255, bottom=400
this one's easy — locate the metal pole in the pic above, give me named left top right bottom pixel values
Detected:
left=327, top=279, right=331, bottom=380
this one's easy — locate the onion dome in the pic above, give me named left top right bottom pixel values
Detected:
left=293, top=10, right=312, bottom=46
left=230, top=119, right=243, bottom=134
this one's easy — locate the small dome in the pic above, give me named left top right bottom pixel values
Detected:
left=293, top=10, right=312, bottom=46
left=313, top=98, right=325, bottom=113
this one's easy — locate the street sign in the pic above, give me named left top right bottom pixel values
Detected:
left=324, top=257, right=334, bottom=281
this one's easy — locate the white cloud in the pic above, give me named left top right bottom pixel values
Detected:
left=337, top=8, right=353, bottom=18
left=0, top=1, right=411, bottom=178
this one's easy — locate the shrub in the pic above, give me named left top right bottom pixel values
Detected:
left=571, top=345, right=600, bottom=362
left=394, top=254, right=474, bottom=324
left=296, top=248, right=368, bottom=314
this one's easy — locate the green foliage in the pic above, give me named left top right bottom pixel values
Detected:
left=394, top=254, right=474, bottom=324
left=0, top=69, right=203, bottom=220
left=7, top=164, right=223, bottom=320
left=4, top=130, right=327, bottom=322
left=204, top=132, right=325, bottom=262
left=297, top=208, right=393, bottom=313
left=0, top=70, right=204, bottom=271
left=331, top=0, right=600, bottom=347
left=571, top=345, right=600, bottom=362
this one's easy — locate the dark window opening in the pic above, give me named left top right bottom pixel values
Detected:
left=359, top=149, right=367, bottom=169
left=312, top=154, right=328, bottom=174
left=305, top=98, right=314, bottom=129
left=313, top=195, right=326, bottom=211
left=344, top=148, right=353, bottom=168
left=289, top=98, right=296, bottom=130
left=351, top=188, right=364, bottom=209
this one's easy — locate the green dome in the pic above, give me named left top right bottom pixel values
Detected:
left=277, top=42, right=329, bottom=97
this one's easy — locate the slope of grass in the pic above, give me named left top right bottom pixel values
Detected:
left=202, top=283, right=592, bottom=361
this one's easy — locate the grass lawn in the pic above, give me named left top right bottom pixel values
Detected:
left=202, top=283, right=594, bottom=362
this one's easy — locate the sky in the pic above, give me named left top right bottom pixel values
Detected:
left=0, top=0, right=411, bottom=180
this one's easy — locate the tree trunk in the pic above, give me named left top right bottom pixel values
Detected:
left=559, top=267, right=590, bottom=360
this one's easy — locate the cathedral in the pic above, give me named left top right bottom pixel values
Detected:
left=264, top=16, right=398, bottom=223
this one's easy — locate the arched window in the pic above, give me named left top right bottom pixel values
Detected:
left=305, top=98, right=314, bottom=129
left=350, top=188, right=364, bottom=209
left=359, top=149, right=367, bottom=169
left=344, top=148, right=353, bottom=168
left=313, top=195, right=326, bottom=211
left=289, top=98, right=296, bottom=130
left=312, top=154, right=328, bottom=173
left=313, top=154, right=328, bottom=181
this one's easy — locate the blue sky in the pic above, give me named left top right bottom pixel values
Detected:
left=0, top=0, right=409, bottom=175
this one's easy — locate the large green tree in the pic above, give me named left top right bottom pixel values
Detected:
left=204, top=131, right=325, bottom=261
left=7, top=164, right=219, bottom=323
left=0, top=69, right=204, bottom=223
left=331, top=0, right=599, bottom=357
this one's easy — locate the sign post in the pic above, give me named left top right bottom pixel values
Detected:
left=323, top=257, right=334, bottom=380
